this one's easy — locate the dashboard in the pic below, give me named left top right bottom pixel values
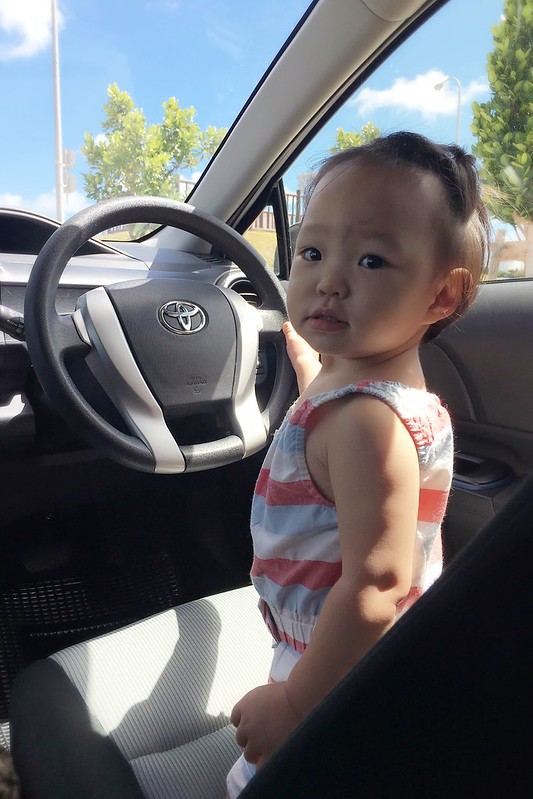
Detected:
left=0, top=207, right=268, bottom=461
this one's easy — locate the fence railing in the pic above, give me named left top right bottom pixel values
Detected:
left=488, top=228, right=528, bottom=278
left=248, top=191, right=304, bottom=230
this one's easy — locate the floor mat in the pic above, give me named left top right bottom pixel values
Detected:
left=0, top=549, right=181, bottom=725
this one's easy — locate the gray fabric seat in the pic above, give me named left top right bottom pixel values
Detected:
left=11, top=474, right=533, bottom=797
left=11, top=585, right=273, bottom=799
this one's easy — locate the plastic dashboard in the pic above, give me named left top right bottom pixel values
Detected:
left=0, top=207, right=268, bottom=460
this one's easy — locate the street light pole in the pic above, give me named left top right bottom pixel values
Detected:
left=51, top=0, right=64, bottom=222
left=434, top=76, right=462, bottom=145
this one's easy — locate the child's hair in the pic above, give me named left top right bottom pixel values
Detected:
left=305, top=131, right=491, bottom=342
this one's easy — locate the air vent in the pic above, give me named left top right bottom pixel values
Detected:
left=229, top=278, right=261, bottom=307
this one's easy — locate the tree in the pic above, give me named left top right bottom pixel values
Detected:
left=330, top=122, right=381, bottom=153
left=82, top=84, right=227, bottom=201
left=471, top=0, right=533, bottom=274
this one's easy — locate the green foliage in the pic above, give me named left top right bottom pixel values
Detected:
left=330, top=122, right=381, bottom=153
left=471, top=0, right=533, bottom=223
left=82, top=84, right=227, bottom=202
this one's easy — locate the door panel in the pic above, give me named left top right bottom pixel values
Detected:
left=421, top=279, right=533, bottom=561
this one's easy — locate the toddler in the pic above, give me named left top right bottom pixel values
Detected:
left=226, top=131, right=490, bottom=797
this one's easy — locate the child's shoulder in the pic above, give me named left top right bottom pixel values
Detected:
left=290, top=380, right=450, bottom=440
left=297, top=379, right=441, bottom=411
left=350, top=380, right=445, bottom=411
left=304, top=385, right=422, bottom=486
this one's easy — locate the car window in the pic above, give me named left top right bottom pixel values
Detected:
left=248, top=0, right=532, bottom=283
left=0, top=0, right=310, bottom=241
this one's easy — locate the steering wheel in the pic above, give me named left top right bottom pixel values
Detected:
left=24, top=196, right=294, bottom=473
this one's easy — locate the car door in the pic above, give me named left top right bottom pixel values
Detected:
left=421, top=279, right=533, bottom=561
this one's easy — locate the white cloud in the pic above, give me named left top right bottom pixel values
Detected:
left=60, top=190, right=91, bottom=217
left=0, top=189, right=89, bottom=221
left=350, top=69, right=489, bottom=120
left=0, top=0, right=64, bottom=60
left=0, top=192, right=22, bottom=208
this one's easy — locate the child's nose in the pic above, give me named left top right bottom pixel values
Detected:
left=316, top=262, right=349, bottom=298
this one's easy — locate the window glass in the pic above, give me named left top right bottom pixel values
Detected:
left=258, top=0, right=531, bottom=281
left=243, top=193, right=303, bottom=272
left=244, top=210, right=278, bottom=271
left=0, top=0, right=310, bottom=241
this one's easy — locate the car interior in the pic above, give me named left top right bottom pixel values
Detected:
left=1, top=0, right=532, bottom=796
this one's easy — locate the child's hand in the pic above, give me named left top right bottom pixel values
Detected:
left=230, top=682, right=301, bottom=768
left=283, top=321, right=321, bottom=393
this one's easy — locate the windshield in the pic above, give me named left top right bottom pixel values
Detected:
left=0, top=0, right=310, bottom=239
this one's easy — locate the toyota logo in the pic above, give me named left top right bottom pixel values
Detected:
left=158, top=300, right=207, bottom=334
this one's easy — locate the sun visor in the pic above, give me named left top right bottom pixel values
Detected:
left=361, top=0, right=430, bottom=23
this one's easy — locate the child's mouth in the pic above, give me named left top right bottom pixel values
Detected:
left=307, top=311, right=347, bottom=331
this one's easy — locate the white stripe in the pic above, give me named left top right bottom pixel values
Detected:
left=252, top=513, right=341, bottom=563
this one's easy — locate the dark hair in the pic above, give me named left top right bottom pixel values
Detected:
left=305, top=132, right=491, bottom=342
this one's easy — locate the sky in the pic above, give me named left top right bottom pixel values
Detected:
left=0, top=0, right=506, bottom=222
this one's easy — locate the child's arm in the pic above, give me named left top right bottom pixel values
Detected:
left=231, top=396, right=419, bottom=766
left=282, top=321, right=321, bottom=394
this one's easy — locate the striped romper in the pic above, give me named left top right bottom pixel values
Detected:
left=227, top=380, right=453, bottom=797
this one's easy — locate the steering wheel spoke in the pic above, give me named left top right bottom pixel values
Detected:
left=48, top=310, right=92, bottom=360
left=258, top=308, right=287, bottom=343
left=75, top=287, right=186, bottom=473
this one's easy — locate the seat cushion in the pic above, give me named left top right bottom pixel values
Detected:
left=11, top=585, right=273, bottom=799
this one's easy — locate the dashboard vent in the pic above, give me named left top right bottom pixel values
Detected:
left=229, top=278, right=260, bottom=307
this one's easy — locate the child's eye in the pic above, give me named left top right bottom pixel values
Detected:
left=358, top=254, right=387, bottom=270
left=300, top=247, right=322, bottom=262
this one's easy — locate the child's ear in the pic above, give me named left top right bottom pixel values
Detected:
left=426, top=267, right=471, bottom=323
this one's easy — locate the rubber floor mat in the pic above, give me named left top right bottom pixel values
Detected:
left=0, top=549, right=180, bottom=723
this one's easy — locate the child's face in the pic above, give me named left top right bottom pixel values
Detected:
left=288, top=159, right=450, bottom=363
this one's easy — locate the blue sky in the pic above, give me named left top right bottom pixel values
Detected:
left=0, top=0, right=505, bottom=221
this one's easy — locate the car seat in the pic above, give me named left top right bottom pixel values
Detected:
left=10, top=475, right=533, bottom=798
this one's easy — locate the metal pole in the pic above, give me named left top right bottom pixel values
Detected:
left=51, top=0, right=64, bottom=222
left=434, top=76, right=462, bottom=145
left=452, top=77, right=462, bottom=145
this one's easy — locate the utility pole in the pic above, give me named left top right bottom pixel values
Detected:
left=434, top=76, right=462, bottom=145
left=51, top=0, right=64, bottom=222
